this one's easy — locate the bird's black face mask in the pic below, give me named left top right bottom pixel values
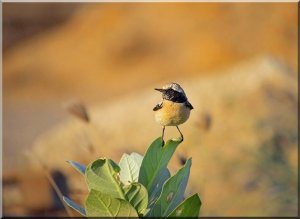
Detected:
left=155, top=88, right=187, bottom=103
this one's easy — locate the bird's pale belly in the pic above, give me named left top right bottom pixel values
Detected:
left=155, top=101, right=191, bottom=126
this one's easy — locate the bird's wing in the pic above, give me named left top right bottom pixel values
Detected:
left=185, top=101, right=194, bottom=110
left=153, top=101, right=163, bottom=111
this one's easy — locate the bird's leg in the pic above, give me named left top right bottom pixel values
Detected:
left=176, top=126, right=184, bottom=142
left=161, top=126, right=165, bottom=146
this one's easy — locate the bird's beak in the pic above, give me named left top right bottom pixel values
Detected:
left=155, top=88, right=165, bottom=92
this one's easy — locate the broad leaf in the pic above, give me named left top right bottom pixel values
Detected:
left=63, top=196, right=86, bottom=216
left=85, top=158, right=125, bottom=199
left=123, top=182, right=148, bottom=214
left=168, top=193, right=201, bottom=217
left=147, top=158, right=192, bottom=217
left=148, top=167, right=170, bottom=208
left=85, top=189, right=138, bottom=217
left=130, top=152, right=143, bottom=167
left=119, top=153, right=143, bottom=184
left=139, top=137, right=181, bottom=192
left=67, top=160, right=86, bottom=176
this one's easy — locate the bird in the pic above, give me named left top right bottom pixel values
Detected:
left=153, top=83, right=193, bottom=146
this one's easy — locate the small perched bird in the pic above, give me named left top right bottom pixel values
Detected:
left=153, top=83, right=193, bottom=145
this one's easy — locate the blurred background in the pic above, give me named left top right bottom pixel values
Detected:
left=2, top=2, right=298, bottom=217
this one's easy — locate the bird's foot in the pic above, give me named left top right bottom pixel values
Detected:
left=173, top=136, right=184, bottom=142
left=179, top=136, right=184, bottom=142
left=161, top=140, right=165, bottom=147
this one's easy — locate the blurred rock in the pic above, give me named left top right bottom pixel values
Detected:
left=3, top=3, right=297, bottom=102
left=28, top=57, right=297, bottom=216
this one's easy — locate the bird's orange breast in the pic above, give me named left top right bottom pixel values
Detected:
left=154, top=100, right=191, bottom=126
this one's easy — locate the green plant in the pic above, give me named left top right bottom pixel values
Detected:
left=63, top=137, right=201, bottom=217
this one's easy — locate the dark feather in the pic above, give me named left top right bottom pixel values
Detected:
left=163, top=89, right=187, bottom=103
left=185, top=101, right=194, bottom=110
left=153, top=102, right=163, bottom=111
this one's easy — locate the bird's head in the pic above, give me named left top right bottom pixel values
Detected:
left=155, top=82, right=187, bottom=103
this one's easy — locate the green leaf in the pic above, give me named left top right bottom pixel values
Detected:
left=148, top=167, right=170, bottom=208
left=147, top=158, right=192, bottom=217
left=85, top=189, right=138, bottom=217
left=119, top=153, right=143, bottom=184
left=138, top=137, right=181, bottom=192
left=123, top=182, right=148, bottom=214
left=130, top=152, right=143, bottom=166
left=85, top=158, right=125, bottom=199
left=67, top=160, right=86, bottom=176
left=168, top=193, right=201, bottom=217
left=63, top=196, right=86, bottom=216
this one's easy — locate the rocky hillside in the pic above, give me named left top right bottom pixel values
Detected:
left=4, top=3, right=297, bottom=102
